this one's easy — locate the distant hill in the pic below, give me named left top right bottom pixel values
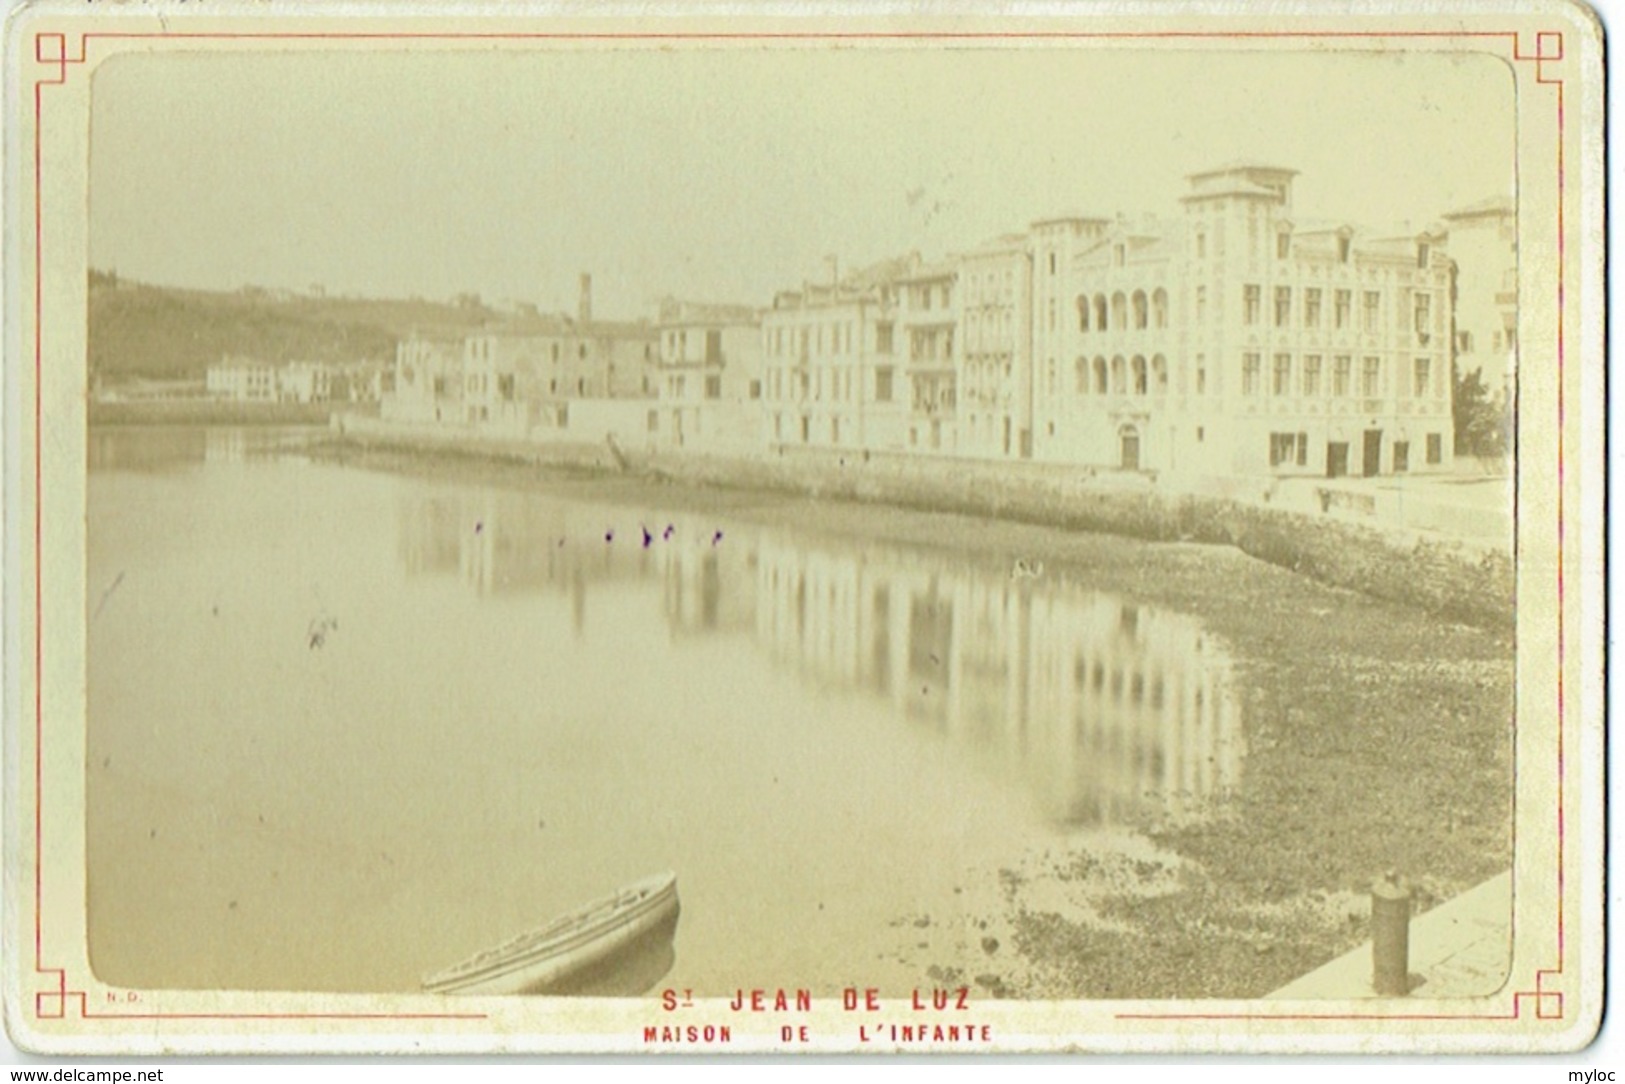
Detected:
left=87, top=270, right=500, bottom=380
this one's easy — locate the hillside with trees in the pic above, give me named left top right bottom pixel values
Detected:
left=87, top=270, right=498, bottom=380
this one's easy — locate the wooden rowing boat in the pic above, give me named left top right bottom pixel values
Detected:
left=422, top=871, right=680, bottom=995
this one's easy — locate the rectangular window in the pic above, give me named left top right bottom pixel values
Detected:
left=1333, top=355, right=1352, bottom=397
left=1244, top=285, right=1261, bottom=325
left=1362, top=356, right=1382, bottom=397
left=1393, top=441, right=1410, bottom=472
left=1269, top=432, right=1296, bottom=466
left=1413, top=358, right=1430, bottom=399
left=1242, top=353, right=1262, bottom=395
left=1457, top=330, right=1474, bottom=354
left=875, top=367, right=894, bottom=403
left=1277, top=232, right=1291, bottom=259
left=1196, top=355, right=1207, bottom=395
left=1335, top=289, right=1352, bottom=329
left=875, top=323, right=893, bottom=355
left=1414, top=293, right=1432, bottom=340
left=705, top=375, right=722, bottom=400
left=1427, top=433, right=1443, bottom=464
left=1296, top=432, right=1309, bottom=467
left=1272, top=353, right=1292, bottom=396
left=1363, top=291, right=1381, bottom=332
left=1275, top=287, right=1292, bottom=327
left=1302, top=355, right=1322, bottom=396
left=1304, top=289, right=1321, bottom=329
left=749, top=380, right=762, bottom=400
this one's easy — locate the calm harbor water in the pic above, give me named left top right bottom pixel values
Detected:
left=87, top=426, right=1243, bottom=995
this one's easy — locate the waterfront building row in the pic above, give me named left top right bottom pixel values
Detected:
left=376, top=163, right=1515, bottom=481
left=753, top=163, right=1501, bottom=479
left=206, top=356, right=390, bottom=404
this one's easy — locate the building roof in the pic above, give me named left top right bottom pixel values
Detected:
left=960, top=232, right=1030, bottom=258
left=1029, top=214, right=1111, bottom=231
left=656, top=298, right=761, bottom=326
left=1186, top=160, right=1300, bottom=180
left=474, top=314, right=653, bottom=339
left=1180, top=179, right=1287, bottom=202
left=896, top=259, right=957, bottom=284
left=841, top=252, right=920, bottom=290
left=1442, top=195, right=1515, bottom=221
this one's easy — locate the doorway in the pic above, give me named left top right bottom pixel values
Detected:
left=1362, top=429, right=1383, bottom=477
left=1326, top=442, right=1349, bottom=478
left=1120, top=426, right=1141, bottom=471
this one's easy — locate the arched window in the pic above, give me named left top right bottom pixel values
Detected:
left=1152, top=289, right=1169, bottom=329
left=1094, top=357, right=1108, bottom=395
left=1132, top=291, right=1149, bottom=330
left=1077, top=296, right=1090, bottom=332
left=1110, top=356, right=1126, bottom=395
left=1152, top=354, right=1168, bottom=394
left=1132, top=356, right=1148, bottom=395
left=1094, top=295, right=1108, bottom=331
left=1074, top=357, right=1088, bottom=394
left=1111, top=293, right=1128, bottom=331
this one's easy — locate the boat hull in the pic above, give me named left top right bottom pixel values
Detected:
left=424, top=873, right=679, bottom=996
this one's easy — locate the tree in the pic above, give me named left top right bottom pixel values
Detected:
left=1452, top=362, right=1511, bottom=458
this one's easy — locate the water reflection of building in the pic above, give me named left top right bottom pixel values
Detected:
left=204, top=428, right=249, bottom=463
left=753, top=536, right=1243, bottom=825
left=390, top=492, right=1242, bottom=824
left=88, top=427, right=208, bottom=472
left=657, top=537, right=756, bottom=637
left=397, top=492, right=666, bottom=633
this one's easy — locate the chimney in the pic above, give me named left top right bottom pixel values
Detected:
left=577, top=273, right=593, bottom=325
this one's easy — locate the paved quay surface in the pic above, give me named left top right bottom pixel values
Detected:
left=1268, top=872, right=1512, bottom=999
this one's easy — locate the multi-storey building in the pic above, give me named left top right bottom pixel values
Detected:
left=955, top=234, right=1033, bottom=460
left=459, top=277, right=658, bottom=436
left=655, top=299, right=764, bottom=451
left=385, top=275, right=657, bottom=435
left=388, top=334, right=466, bottom=423
left=895, top=261, right=958, bottom=454
left=1029, top=215, right=1113, bottom=462
left=1441, top=196, right=1517, bottom=393
left=277, top=360, right=332, bottom=404
left=760, top=257, right=911, bottom=452
left=205, top=356, right=277, bottom=401
left=1032, top=163, right=1454, bottom=478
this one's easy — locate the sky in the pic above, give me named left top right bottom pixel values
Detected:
left=89, top=46, right=1515, bottom=321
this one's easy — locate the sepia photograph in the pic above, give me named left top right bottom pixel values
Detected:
left=7, top=2, right=1604, bottom=1057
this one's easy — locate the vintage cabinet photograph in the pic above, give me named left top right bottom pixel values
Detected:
left=3, top=0, right=1605, bottom=1056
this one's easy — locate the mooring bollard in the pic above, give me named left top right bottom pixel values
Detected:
left=1371, top=871, right=1412, bottom=995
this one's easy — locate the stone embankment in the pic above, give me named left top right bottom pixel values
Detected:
left=328, top=414, right=1515, bottom=632
left=91, top=399, right=338, bottom=426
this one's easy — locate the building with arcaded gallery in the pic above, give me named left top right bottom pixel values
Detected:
left=1024, top=162, right=1455, bottom=479
left=752, top=162, right=1458, bottom=480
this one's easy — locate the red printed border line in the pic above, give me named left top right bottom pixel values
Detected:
left=29, top=26, right=1569, bottom=1032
